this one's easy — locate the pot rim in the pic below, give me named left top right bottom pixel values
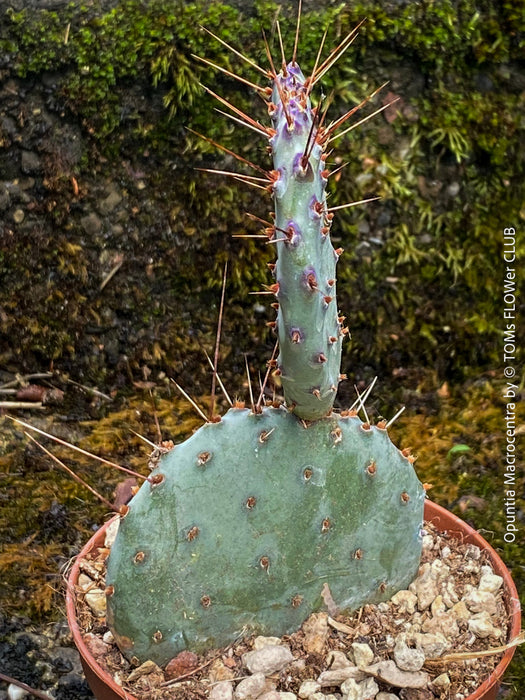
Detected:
left=66, top=499, right=521, bottom=700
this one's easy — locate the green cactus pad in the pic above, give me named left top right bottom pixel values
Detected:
left=106, top=406, right=424, bottom=665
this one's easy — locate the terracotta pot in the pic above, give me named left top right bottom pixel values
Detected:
left=66, top=500, right=521, bottom=700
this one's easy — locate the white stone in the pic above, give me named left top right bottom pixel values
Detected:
left=463, top=589, right=497, bottom=615
left=351, top=642, right=374, bottom=667
left=7, top=685, right=29, bottom=700
left=85, top=587, right=107, bottom=617
left=356, top=677, right=379, bottom=698
left=210, top=681, right=234, bottom=700
left=479, top=573, right=503, bottom=594
left=468, top=612, right=501, bottom=639
left=430, top=558, right=450, bottom=581
left=432, top=673, right=451, bottom=688
left=421, top=534, right=434, bottom=550
left=242, top=646, right=294, bottom=675
left=102, top=630, right=115, bottom=644
left=390, top=589, right=417, bottom=614
left=325, top=650, right=353, bottom=670
left=253, top=636, right=282, bottom=650
left=317, top=667, right=367, bottom=686
left=465, top=544, right=481, bottom=560
left=441, top=545, right=451, bottom=558
left=104, top=517, right=120, bottom=547
left=441, top=580, right=459, bottom=607
left=234, top=672, right=267, bottom=700
left=364, top=660, right=429, bottom=688
left=421, top=611, right=459, bottom=639
left=451, top=601, right=470, bottom=620
left=340, top=678, right=359, bottom=700
left=377, top=695, right=398, bottom=700
left=481, top=564, right=494, bottom=576
left=409, top=563, right=438, bottom=610
left=393, top=639, right=425, bottom=672
left=430, top=594, right=445, bottom=616
left=407, top=632, right=450, bottom=658
left=298, top=680, right=321, bottom=698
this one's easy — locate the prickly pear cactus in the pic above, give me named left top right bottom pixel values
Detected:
left=106, top=23, right=425, bottom=666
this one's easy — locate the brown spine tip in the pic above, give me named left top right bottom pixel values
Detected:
left=366, top=460, right=377, bottom=476
left=186, top=526, right=200, bottom=542
left=200, top=595, right=212, bottom=608
left=134, top=551, right=145, bottom=564
left=353, top=548, right=363, bottom=560
left=119, top=504, right=130, bottom=517
left=317, top=352, right=327, bottom=363
left=260, top=555, right=270, bottom=571
left=331, top=427, right=342, bottom=444
left=291, top=594, right=304, bottom=608
left=329, top=336, right=338, bottom=344
left=197, top=451, right=212, bottom=466
left=379, top=581, right=387, bottom=593
left=321, top=517, right=331, bottom=532
left=246, top=496, right=257, bottom=509
left=303, top=467, right=313, bottom=481
left=323, top=295, right=333, bottom=305
left=401, top=447, right=412, bottom=458
left=401, top=491, right=410, bottom=503
left=312, top=388, right=321, bottom=399
left=361, top=422, right=371, bottom=431
left=105, top=585, right=115, bottom=597
left=152, top=630, right=163, bottom=643
left=376, top=419, right=387, bottom=430
left=258, top=429, right=274, bottom=443
left=266, top=321, right=277, bottom=330
left=149, top=473, right=165, bottom=487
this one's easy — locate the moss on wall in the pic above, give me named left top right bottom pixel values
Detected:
left=0, top=0, right=523, bottom=384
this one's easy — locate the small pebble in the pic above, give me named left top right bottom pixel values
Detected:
left=253, top=636, right=282, bottom=650
left=390, top=589, right=417, bottom=614
left=350, top=642, right=374, bottom=667
left=7, top=685, right=29, bottom=700
left=234, top=672, right=267, bottom=700
left=432, top=672, right=451, bottom=688
left=210, top=681, right=234, bottom=700
left=468, top=612, right=501, bottom=639
left=302, top=613, right=329, bottom=654
left=325, top=649, right=352, bottom=670
left=298, top=680, right=321, bottom=698
left=478, top=573, right=503, bottom=594
left=393, top=639, right=425, bottom=672
left=242, top=645, right=294, bottom=675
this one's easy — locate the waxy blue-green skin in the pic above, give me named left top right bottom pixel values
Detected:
left=106, top=407, right=424, bottom=665
left=105, top=61, right=425, bottom=666
left=270, top=64, right=343, bottom=420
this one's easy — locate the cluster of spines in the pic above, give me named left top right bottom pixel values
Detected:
left=192, top=11, right=396, bottom=421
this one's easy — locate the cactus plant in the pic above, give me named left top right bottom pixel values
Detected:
left=105, top=17, right=425, bottom=667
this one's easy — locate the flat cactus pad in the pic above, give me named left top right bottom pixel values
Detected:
left=106, top=406, right=424, bottom=665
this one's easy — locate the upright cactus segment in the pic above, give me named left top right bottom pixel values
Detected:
left=105, top=17, right=425, bottom=667
left=269, top=63, right=342, bottom=420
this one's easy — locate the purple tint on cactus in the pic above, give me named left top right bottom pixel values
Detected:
left=285, top=220, right=302, bottom=246
left=290, top=327, right=304, bottom=344
left=309, top=194, right=323, bottom=220
left=292, top=152, right=313, bottom=181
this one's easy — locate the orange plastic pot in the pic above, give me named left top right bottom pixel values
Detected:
left=67, top=500, right=521, bottom=700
